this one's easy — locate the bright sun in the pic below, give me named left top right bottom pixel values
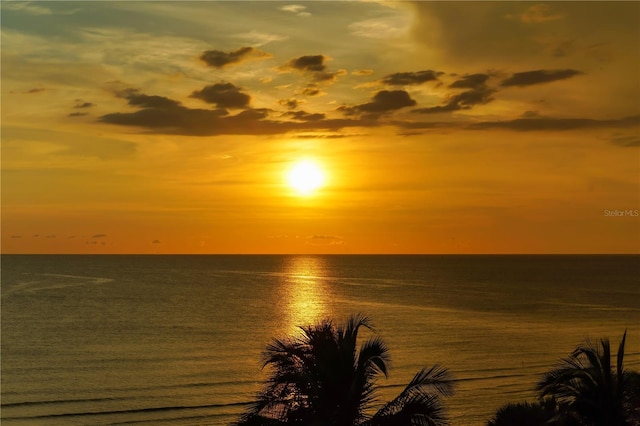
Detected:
left=286, top=160, right=326, bottom=196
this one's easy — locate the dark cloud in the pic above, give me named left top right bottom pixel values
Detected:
left=467, top=115, right=640, bottom=131
left=91, top=234, right=107, bottom=238
left=380, top=70, right=443, bottom=86
left=278, top=98, right=301, bottom=109
left=449, top=73, right=491, bottom=89
left=199, top=46, right=269, bottom=68
left=126, top=92, right=181, bottom=109
left=11, top=235, right=22, bottom=239
left=283, top=55, right=344, bottom=84
left=283, top=111, right=326, bottom=121
left=101, top=90, right=379, bottom=136
left=69, top=112, right=88, bottom=117
left=190, top=82, right=251, bottom=108
left=27, top=87, right=45, bottom=94
left=152, top=240, right=161, bottom=244
left=610, top=135, right=640, bottom=147
left=341, top=90, right=417, bottom=117
left=74, top=101, right=94, bottom=109
left=298, top=85, right=322, bottom=97
left=286, top=55, right=327, bottom=72
left=102, top=101, right=227, bottom=132
left=312, top=69, right=347, bottom=83
left=413, top=87, right=495, bottom=114
left=500, top=69, right=582, bottom=87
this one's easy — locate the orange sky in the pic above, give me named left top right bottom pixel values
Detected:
left=2, top=1, right=639, bottom=254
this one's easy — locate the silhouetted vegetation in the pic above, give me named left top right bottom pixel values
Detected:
left=236, top=316, right=639, bottom=426
left=235, top=314, right=455, bottom=426
left=487, top=399, right=558, bottom=426
left=489, top=331, right=640, bottom=426
left=536, top=331, right=640, bottom=426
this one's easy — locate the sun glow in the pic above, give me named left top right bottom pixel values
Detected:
left=286, top=160, right=326, bottom=196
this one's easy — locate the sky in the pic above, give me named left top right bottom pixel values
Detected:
left=1, top=1, right=639, bottom=254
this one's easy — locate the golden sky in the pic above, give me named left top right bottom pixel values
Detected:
left=2, top=1, right=639, bottom=254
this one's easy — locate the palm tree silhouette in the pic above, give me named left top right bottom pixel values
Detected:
left=536, top=331, right=640, bottom=426
left=235, top=314, right=455, bottom=426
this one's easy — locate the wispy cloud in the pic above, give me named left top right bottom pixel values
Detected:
left=610, top=134, right=640, bottom=148
left=468, top=115, right=640, bottom=131
left=506, top=4, right=564, bottom=24
left=279, top=4, right=310, bottom=17
left=233, top=31, right=287, bottom=47
left=2, top=2, right=53, bottom=15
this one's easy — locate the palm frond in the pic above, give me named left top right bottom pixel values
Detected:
left=357, top=336, right=390, bottom=378
left=370, top=389, right=450, bottom=426
left=409, top=365, right=456, bottom=397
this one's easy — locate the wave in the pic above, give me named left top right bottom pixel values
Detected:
left=2, top=273, right=114, bottom=297
left=0, top=401, right=251, bottom=421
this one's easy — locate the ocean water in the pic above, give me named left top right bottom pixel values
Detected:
left=1, top=255, right=639, bottom=425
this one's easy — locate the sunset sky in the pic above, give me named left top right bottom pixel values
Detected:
left=2, top=1, right=639, bottom=254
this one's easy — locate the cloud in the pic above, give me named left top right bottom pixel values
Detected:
left=280, top=4, right=310, bottom=17
left=282, top=55, right=345, bottom=85
left=233, top=31, right=287, bottom=47
left=152, top=240, right=161, bottom=244
left=349, top=16, right=410, bottom=39
left=297, top=85, right=323, bottom=97
left=352, top=69, right=374, bottom=76
left=91, top=234, right=107, bottom=238
left=411, top=73, right=497, bottom=115
left=2, top=2, right=52, bottom=15
left=610, top=135, right=640, bottom=148
left=285, top=54, right=327, bottom=72
left=283, top=111, right=326, bottom=121
left=278, top=98, right=303, bottom=109
left=307, top=234, right=344, bottom=245
left=74, top=101, right=94, bottom=109
left=101, top=89, right=379, bottom=136
left=11, top=235, right=22, bottom=239
left=449, top=73, right=491, bottom=89
left=380, top=70, right=443, bottom=86
left=340, top=90, right=417, bottom=117
left=199, top=46, right=270, bottom=68
left=69, top=112, right=88, bottom=117
left=312, top=69, right=347, bottom=83
left=467, top=115, right=640, bottom=131
left=501, top=69, right=582, bottom=87
left=190, top=82, right=251, bottom=108
left=508, top=4, right=563, bottom=24
left=124, top=91, right=181, bottom=108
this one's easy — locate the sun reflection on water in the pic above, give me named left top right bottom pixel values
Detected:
left=280, top=256, right=331, bottom=335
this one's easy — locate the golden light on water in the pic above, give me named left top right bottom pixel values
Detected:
left=281, top=256, right=331, bottom=334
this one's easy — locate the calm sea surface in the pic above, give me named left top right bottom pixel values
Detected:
left=2, top=255, right=639, bottom=425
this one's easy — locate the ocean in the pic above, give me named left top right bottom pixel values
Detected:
left=1, top=255, right=639, bottom=425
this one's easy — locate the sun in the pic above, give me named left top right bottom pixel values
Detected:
left=286, top=159, right=326, bottom=196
